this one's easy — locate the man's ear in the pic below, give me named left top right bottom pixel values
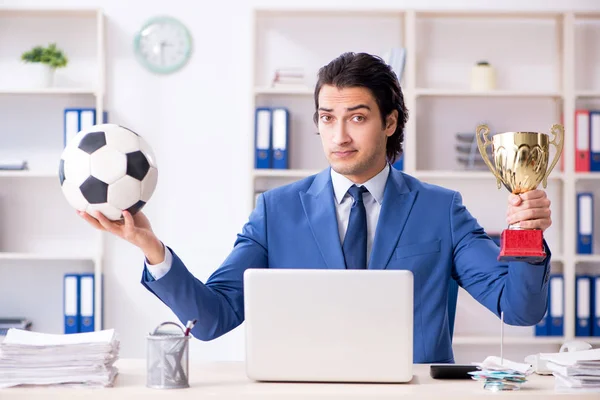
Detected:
left=385, top=110, right=398, bottom=137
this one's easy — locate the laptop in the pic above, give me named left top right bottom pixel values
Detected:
left=243, top=269, right=414, bottom=383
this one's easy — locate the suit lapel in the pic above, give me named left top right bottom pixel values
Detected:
left=369, top=168, right=417, bottom=270
left=299, top=169, right=346, bottom=269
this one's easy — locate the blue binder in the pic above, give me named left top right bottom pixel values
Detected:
left=577, top=193, right=594, bottom=254
left=255, top=108, right=272, bottom=169
left=548, top=274, right=564, bottom=336
left=63, top=274, right=80, bottom=334
left=79, top=273, right=95, bottom=333
left=590, top=110, right=600, bottom=171
left=271, top=108, right=289, bottom=169
left=576, top=275, right=592, bottom=337
left=534, top=308, right=548, bottom=336
left=63, top=108, right=80, bottom=147
left=593, top=275, right=600, bottom=337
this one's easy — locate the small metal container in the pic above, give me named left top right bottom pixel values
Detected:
left=146, top=321, right=189, bottom=389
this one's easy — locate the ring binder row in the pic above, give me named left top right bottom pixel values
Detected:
left=534, top=274, right=600, bottom=337
left=575, top=109, right=600, bottom=172
left=63, top=108, right=109, bottom=147
left=254, top=107, right=289, bottom=170
left=63, top=273, right=100, bottom=334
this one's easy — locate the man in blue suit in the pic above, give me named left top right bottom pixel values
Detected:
left=81, top=52, right=553, bottom=363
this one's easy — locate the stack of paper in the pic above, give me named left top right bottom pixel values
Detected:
left=540, top=348, right=600, bottom=393
left=469, top=356, right=534, bottom=391
left=0, top=159, right=27, bottom=170
left=0, top=328, right=119, bottom=388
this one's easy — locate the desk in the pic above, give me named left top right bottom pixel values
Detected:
left=0, top=358, right=594, bottom=399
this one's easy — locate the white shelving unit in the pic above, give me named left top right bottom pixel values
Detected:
left=0, top=7, right=105, bottom=334
left=250, top=7, right=600, bottom=358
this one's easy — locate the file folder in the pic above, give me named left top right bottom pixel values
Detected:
left=271, top=108, right=289, bottom=169
left=594, top=276, right=600, bottom=337
left=575, top=109, right=590, bottom=172
left=79, top=274, right=95, bottom=333
left=591, top=110, right=600, bottom=171
left=548, top=274, right=564, bottom=336
left=64, top=274, right=80, bottom=334
left=63, top=109, right=80, bottom=147
left=577, top=192, right=593, bottom=254
left=576, top=275, right=592, bottom=337
left=80, top=109, right=95, bottom=131
left=255, top=108, right=272, bottom=169
left=535, top=308, right=548, bottom=336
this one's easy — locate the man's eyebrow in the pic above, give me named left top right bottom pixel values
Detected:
left=347, top=104, right=370, bottom=112
left=317, top=104, right=371, bottom=112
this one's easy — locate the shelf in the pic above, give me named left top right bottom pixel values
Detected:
left=0, top=252, right=95, bottom=262
left=576, top=90, right=600, bottom=98
left=415, top=88, right=562, bottom=98
left=254, top=8, right=404, bottom=18
left=0, top=170, right=58, bottom=178
left=575, top=172, right=600, bottom=180
left=254, top=86, right=314, bottom=96
left=0, top=7, right=100, bottom=17
left=575, top=255, right=600, bottom=263
left=416, top=10, right=563, bottom=19
left=414, top=170, right=564, bottom=181
left=572, top=337, right=600, bottom=345
left=0, top=88, right=97, bottom=95
left=453, top=336, right=564, bottom=345
left=253, top=169, right=323, bottom=178
left=575, top=12, right=600, bottom=20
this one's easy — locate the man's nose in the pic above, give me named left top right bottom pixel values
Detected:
left=331, top=122, right=350, bottom=145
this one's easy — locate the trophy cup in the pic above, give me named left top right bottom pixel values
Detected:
left=476, top=124, right=564, bottom=262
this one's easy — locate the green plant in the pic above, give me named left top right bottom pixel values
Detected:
left=21, top=43, right=68, bottom=69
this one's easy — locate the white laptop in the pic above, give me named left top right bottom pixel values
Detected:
left=243, top=269, right=414, bottom=383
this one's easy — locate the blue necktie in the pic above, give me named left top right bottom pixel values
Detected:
left=343, top=185, right=368, bottom=269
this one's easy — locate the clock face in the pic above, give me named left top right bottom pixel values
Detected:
left=134, top=16, right=192, bottom=74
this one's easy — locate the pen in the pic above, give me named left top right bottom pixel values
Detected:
left=184, top=319, right=197, bottom=336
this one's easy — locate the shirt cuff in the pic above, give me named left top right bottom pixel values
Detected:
left=145, top=243, right=173, bottom=280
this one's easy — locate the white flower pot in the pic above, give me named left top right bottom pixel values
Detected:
left=22, top=63, right=54, bottom=88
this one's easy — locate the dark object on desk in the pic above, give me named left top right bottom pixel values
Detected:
left=430, top=364, right=479, bottom=379
left=0, top=318, right=32, bottom=336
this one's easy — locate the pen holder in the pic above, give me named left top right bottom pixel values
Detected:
left=146, top=321, right=190, bottom=389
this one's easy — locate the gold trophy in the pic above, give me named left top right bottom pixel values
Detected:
left=476, top=123, right=564, bottom=262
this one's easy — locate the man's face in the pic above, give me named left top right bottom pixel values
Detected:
left=317, top=85, right=397, bottom=183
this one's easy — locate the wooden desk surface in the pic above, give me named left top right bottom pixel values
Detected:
left=0, top=358, right=592, bottom=399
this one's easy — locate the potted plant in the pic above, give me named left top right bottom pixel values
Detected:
left=21, top=43, right=68, bottom=87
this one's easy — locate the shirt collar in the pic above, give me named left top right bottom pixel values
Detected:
left=331, top=163, right=390, bottom=205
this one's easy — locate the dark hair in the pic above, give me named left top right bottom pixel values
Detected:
left=313, top=52, right=409, bottom=163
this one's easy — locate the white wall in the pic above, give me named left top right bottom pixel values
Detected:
left=2, top=0, right=599, bottom=362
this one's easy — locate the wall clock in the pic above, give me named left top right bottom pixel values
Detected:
left=134, top=16, right=193, bottom=74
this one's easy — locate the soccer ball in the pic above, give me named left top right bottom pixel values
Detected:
left=59, top=123, right=158, bottom=221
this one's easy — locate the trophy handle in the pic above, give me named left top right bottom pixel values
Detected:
left=476, top=124, right=502, bottom=189
left=543, top=123, right=565, bottom=188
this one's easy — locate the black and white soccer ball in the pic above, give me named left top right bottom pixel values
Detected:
left=59, top=124, right=158, bottom=221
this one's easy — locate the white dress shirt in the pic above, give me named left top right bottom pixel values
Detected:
left=330, top=163, right=389, bottom=264
left=146, top=163, right=390, bottom=279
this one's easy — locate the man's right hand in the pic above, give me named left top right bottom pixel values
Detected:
left=78, top=210, right=165, bottom=264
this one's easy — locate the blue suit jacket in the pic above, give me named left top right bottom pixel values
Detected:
left=142, top=167, right=551, bottom=363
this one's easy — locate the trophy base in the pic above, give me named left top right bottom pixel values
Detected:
left=498, top=229, right=546, bottom=263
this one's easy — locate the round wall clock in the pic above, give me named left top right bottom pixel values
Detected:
left=134, top=16, right=193, bottom=74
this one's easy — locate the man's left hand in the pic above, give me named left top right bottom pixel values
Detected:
left=506, top=190, right=552, bottom=232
